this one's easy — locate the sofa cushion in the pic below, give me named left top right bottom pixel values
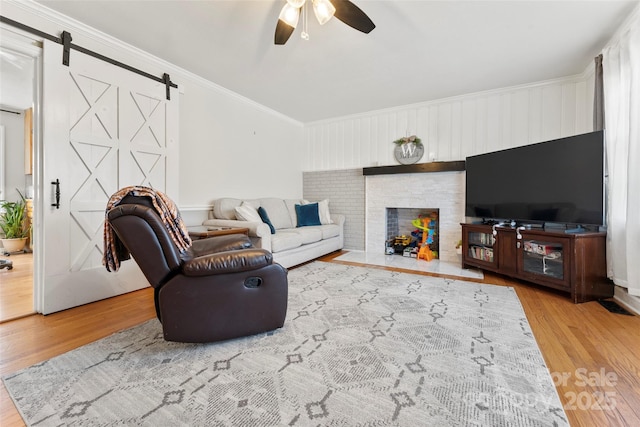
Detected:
left=311, top=224, right=341, bottom=239
left=295, top=203, right=321, bottom=227
left=242, top=199, right=261, bottom=210
left=260, top=198, right=293, bottom=230
left=290, top=227, right=323, bottom=244
left=270, top=230, right=303, bottom=253
left=258, top=207, right=276, bottom=234
left=284, top=199, right=304, bottom=228
left=214, top=198, right=242, bottom=220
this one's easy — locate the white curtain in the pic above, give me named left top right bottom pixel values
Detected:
left=602, top=10, right=640, bottom=296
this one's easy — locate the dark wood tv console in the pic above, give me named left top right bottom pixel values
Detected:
left=461, top=223, right=613, bottom=303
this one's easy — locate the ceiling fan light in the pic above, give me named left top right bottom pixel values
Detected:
left=312, top=0, right=336, bottom=25
left=287, top=0, right=306, bottom=8
left=278, top=3, right=300, bottom=28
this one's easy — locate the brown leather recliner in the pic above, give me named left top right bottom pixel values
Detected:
left=106, top=195, right=288, bottom=343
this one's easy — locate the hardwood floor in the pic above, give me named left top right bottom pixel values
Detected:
left=0, top=252, right=35, bottom=323
left=1, top=251, right=639, bottom=426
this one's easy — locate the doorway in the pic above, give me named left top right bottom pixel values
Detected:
left=0, top=33, right=40, bottom=322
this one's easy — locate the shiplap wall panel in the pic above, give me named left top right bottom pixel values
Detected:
left=513, top=90, right=530, bottom=147
left=542, top=85, right=563, bottom=141
left=438, top=103, right=452, bottom=161
left=562, top=83, right=577, bottom=136
left=303, top=74, right=594, bottom=171
left=461, top=100, right=476, bottom=159
left=575, top=80, right=588, bottom=132
left=499, top=94, right=511, bottom=151
left=528, top=87, right=543, bottom=144
left=486, top=94, right=502, bottom=153
left=427, top=106, right=438, bottom=161
left=475, top=97, right=488, bottom=156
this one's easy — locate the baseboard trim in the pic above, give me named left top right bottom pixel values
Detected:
left=613, top=286, right=640, bottom=315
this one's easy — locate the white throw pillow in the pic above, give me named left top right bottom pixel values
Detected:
left=318, top=199, right=333, bottom=224
left=235, top=203, right=262, bottom=222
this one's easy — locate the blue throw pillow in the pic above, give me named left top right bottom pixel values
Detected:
left=258, top=206, right=276, bottom=234
left=258, top=207, right=276, bottom=234
left=295, top=203, right=321, bottom=227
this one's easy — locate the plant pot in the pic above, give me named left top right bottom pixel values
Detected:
left=1, top=237, right=27, bottom=254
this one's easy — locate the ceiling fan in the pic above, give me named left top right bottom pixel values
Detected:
left=275, top=0, right=375, bottom=45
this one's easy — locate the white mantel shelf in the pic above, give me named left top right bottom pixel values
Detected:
left=362, top=161, right=466, bottom=176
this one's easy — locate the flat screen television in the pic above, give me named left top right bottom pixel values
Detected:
left=465, top=130, right=605, bottom=227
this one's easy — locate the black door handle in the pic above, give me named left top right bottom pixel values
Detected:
left=52, top=179, right=60, bottom=209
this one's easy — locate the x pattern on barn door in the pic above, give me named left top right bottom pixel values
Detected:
left=67, top=71, right=169, bottom=272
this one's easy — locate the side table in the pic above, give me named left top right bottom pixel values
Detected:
left=187, top=226, right=250, bottom=240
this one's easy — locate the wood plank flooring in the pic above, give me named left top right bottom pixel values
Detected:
left=0, top=253, right=35, bottom=323
left=1, top=251, right=639, bottom=426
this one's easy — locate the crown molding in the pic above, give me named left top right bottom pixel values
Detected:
left=3, top=0, right=302, bottom=127
left=603, top=1, right=640, bottom=52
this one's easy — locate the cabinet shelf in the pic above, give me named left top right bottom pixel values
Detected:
left=461, top=223, right=613, bottom=303
left=468, top=245, right=494, bottom=262
left=468, top=231, right=494, bottom=246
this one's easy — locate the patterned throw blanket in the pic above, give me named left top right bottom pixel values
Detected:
left=103, top=186, right=191, bottom=272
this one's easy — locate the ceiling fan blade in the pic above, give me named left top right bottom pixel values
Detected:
left=275, top=20, right=296, bottom=45
left=332, top=0, right=375, bottom=34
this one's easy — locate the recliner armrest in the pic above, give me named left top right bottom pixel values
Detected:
left=188, top=234, right=252, bottom=257
left=182, top=248, right=273, bottom=276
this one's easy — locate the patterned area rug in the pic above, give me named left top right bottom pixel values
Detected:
left=3, top=262, right=568, bottom=426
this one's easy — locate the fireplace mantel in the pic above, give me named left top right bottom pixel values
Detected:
left=362, top=161, right=465, bottom=176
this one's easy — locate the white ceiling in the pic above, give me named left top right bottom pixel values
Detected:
left=26, top=0, right=640, bottom=122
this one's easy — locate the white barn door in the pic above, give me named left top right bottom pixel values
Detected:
left=40, top=40, right=178, bottom=314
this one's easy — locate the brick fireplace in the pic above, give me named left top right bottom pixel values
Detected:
left=365, top=168, right=465, bottom=262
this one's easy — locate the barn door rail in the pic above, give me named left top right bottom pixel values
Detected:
left=0, top=15, right=177, bottom=100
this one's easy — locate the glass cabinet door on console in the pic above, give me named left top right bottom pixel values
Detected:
left=462, top=225, right=497, bottom=270
left=517, top=235, right=570, bottom=289
left=469, top=232, right=495, bottom=262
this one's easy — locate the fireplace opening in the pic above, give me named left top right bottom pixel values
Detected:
left=385, top=208, right=440, bottom=259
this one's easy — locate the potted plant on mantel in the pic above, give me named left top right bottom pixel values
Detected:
left=0, top=190, right=31, bottom=254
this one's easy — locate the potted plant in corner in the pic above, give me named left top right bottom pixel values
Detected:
left=0, top=190, right=31, bottom=254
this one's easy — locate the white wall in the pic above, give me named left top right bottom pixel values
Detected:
left=0, top=111, right=25, bottom=202
left=178, top=77, right=303, bottom=208
left=303, top=72, right=595, bottom=171
left=0, top=1, right=304, bottom=224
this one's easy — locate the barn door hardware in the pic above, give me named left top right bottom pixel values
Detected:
left=61, top=31, right=72, bottom=66
left=0, top=15, right=178, bottom=100
left=51, top=179, right=60, bottom=209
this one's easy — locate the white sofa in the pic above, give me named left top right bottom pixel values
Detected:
left=202, top=198, right=345, bottom=268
